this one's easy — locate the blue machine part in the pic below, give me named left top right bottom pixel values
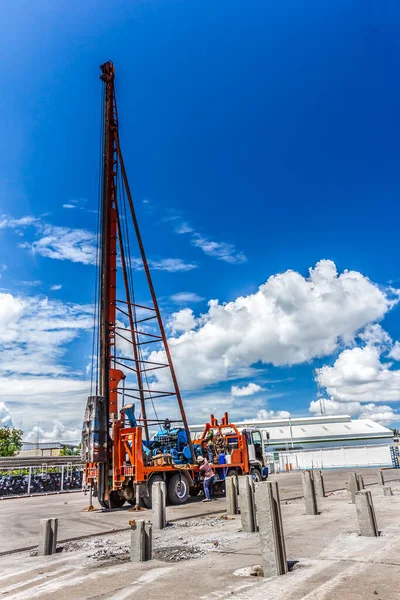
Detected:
left=182, top=445, right=192, bottom=461
left=262, top=466, right=269, bottom=479
left=149, top=427, right=193, bottom=464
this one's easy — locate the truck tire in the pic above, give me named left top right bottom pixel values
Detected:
left=142, top=475, right=164, bottom=509
left=250, top=467, right=262, bottom=483
left=99, top=490, right=126, bottom=510
left=167, top=473, right=190, bottom=505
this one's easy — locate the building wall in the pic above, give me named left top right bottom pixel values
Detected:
left=270, top=444, right=392, bottom=470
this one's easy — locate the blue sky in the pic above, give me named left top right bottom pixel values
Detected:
left=1, top=0, right=400, bottom=440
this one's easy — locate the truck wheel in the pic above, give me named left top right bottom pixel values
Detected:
left=250, top=467, right=262, bottom=483
left=168, top=473, right=189, bottom=505
left=99, top=490, right=126, bottom=510
left=142, top=475, right=164, bottom=509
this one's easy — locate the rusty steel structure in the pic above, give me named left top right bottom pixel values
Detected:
left=82, top=62, right=266, bottom=509
left=88, top=61, right=195, bottom=508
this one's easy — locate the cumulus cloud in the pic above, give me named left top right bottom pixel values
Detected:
left=25, top=420, right=81, bottom=443
left=231, top=383, right=264, bottom=396
left=256, top=409, right=291, bottom=420
left=309, top=398, right=398, bottom=425
left=170, top=292, right=205, bottom=304
left=0, top=401, right=13, bottom=426
left=316, top=345, right=400, bottom=403
left=0, top=292, right=93, bottom=376
left=149, top=260, right=396, bottom=390
left=62, top=204, right=75, bottom=209
left=168, top=308, right=198, bottom=334
left=50, top=284, right=62, bottom=291
left=389, top=341, right=400, bottom=361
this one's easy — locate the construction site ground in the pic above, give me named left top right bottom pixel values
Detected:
left=1, top=467, right=400, bottom=599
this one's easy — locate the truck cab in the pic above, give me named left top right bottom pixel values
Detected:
left=240, top=427, right=268, bottom=481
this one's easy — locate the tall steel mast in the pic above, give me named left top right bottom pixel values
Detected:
left=95, top=61, right=195, bottom=507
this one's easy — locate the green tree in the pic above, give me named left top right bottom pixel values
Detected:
left=60, top=443, right=81, bottom=456
left=0, top=427, right=23, bottom=457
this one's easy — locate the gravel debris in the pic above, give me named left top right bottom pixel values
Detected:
left=153, top=544, right=206, bottom=562
left=169, top=516, right=228, bottom=528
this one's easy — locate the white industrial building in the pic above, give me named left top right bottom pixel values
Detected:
left=190, top=414, right=395, bottom=469
left=239, top=414, right=393, bottom=450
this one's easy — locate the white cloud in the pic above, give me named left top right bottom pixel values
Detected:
left=0, top=401, right=13, bottom=427
left=170, top=292, right=205, bottom=304
left=389, top=341, right=400, bottom=361
left=1, top=376, right=90, bottom=437
left=175, top=222, right=194, bottom=234
left=171, top=214, right=246, bottom=264
left=131, top=257, right=197, bottom=272
left=256, top=409, right=291, bottom=420
left=25, top=419, right=81, bottom=443
left=168, top=308, right=198, bottom=334
left=231, top=383, right=264, bottom=396
left=0, top=215, right=38, bottom=229
left=149, top=260, right=396, bottom=390
left=62, top=204, right=75, bottom=209
left=316, top=345, right=400, bottom=403
left=20, top=223, right=97, bottom=265
left=192, top=234, right=247, bottom=264
left=309, top=398, right=398, bottom=425
left=358, top=324, right=391, bottom=347
left=50, top=284, right=63, bottom=291
left=3, top=213, right=195, bottom=271
left=20, top=280, right=41, bottom=287
left=0, top=292, right=93, bottom=376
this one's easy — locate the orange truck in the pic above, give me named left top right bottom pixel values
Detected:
left=83, top=408, right=268, bottom=508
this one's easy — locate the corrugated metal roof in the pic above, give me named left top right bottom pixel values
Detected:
left=189, top=414, right=393, bottom=446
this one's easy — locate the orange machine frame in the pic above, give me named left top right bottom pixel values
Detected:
left=86, top=412, right=251, bottom=492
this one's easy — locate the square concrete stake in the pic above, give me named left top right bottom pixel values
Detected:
left=383, top=485, right=393, bottom=496
left=226, top=476, right=239, bottom=515
left=38, top=518, right=58, bottom=556
left=238, top=475, right=257, bottom=532
left=313, top=470, right=325, bottom=498
left=377, top=470, right=385, bottom=486
left=152, top=481, right=167, bottom=530
left=131, top=520, right=152, bottom=561
left=301, top=470, right=318, bottom=515
left=355, top=490, right=378, bottom=537
left=254, top=481, right=288, bottom=577
left=349, top=472, right=363, bottom=503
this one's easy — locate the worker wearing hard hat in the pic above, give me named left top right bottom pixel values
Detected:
left=197, top=455, right=215, bottom=502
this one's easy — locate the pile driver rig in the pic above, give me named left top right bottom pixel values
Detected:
left=82, top=62, right=267, bottom=509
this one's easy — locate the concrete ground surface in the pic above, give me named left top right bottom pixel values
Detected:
left=1, top=467, right=400, bottom=599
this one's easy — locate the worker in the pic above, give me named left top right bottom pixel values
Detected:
left=197, top=455, right=215, bottom=502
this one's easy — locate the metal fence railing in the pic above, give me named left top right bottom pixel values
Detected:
left=0, top=464, right=84, bottom=498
